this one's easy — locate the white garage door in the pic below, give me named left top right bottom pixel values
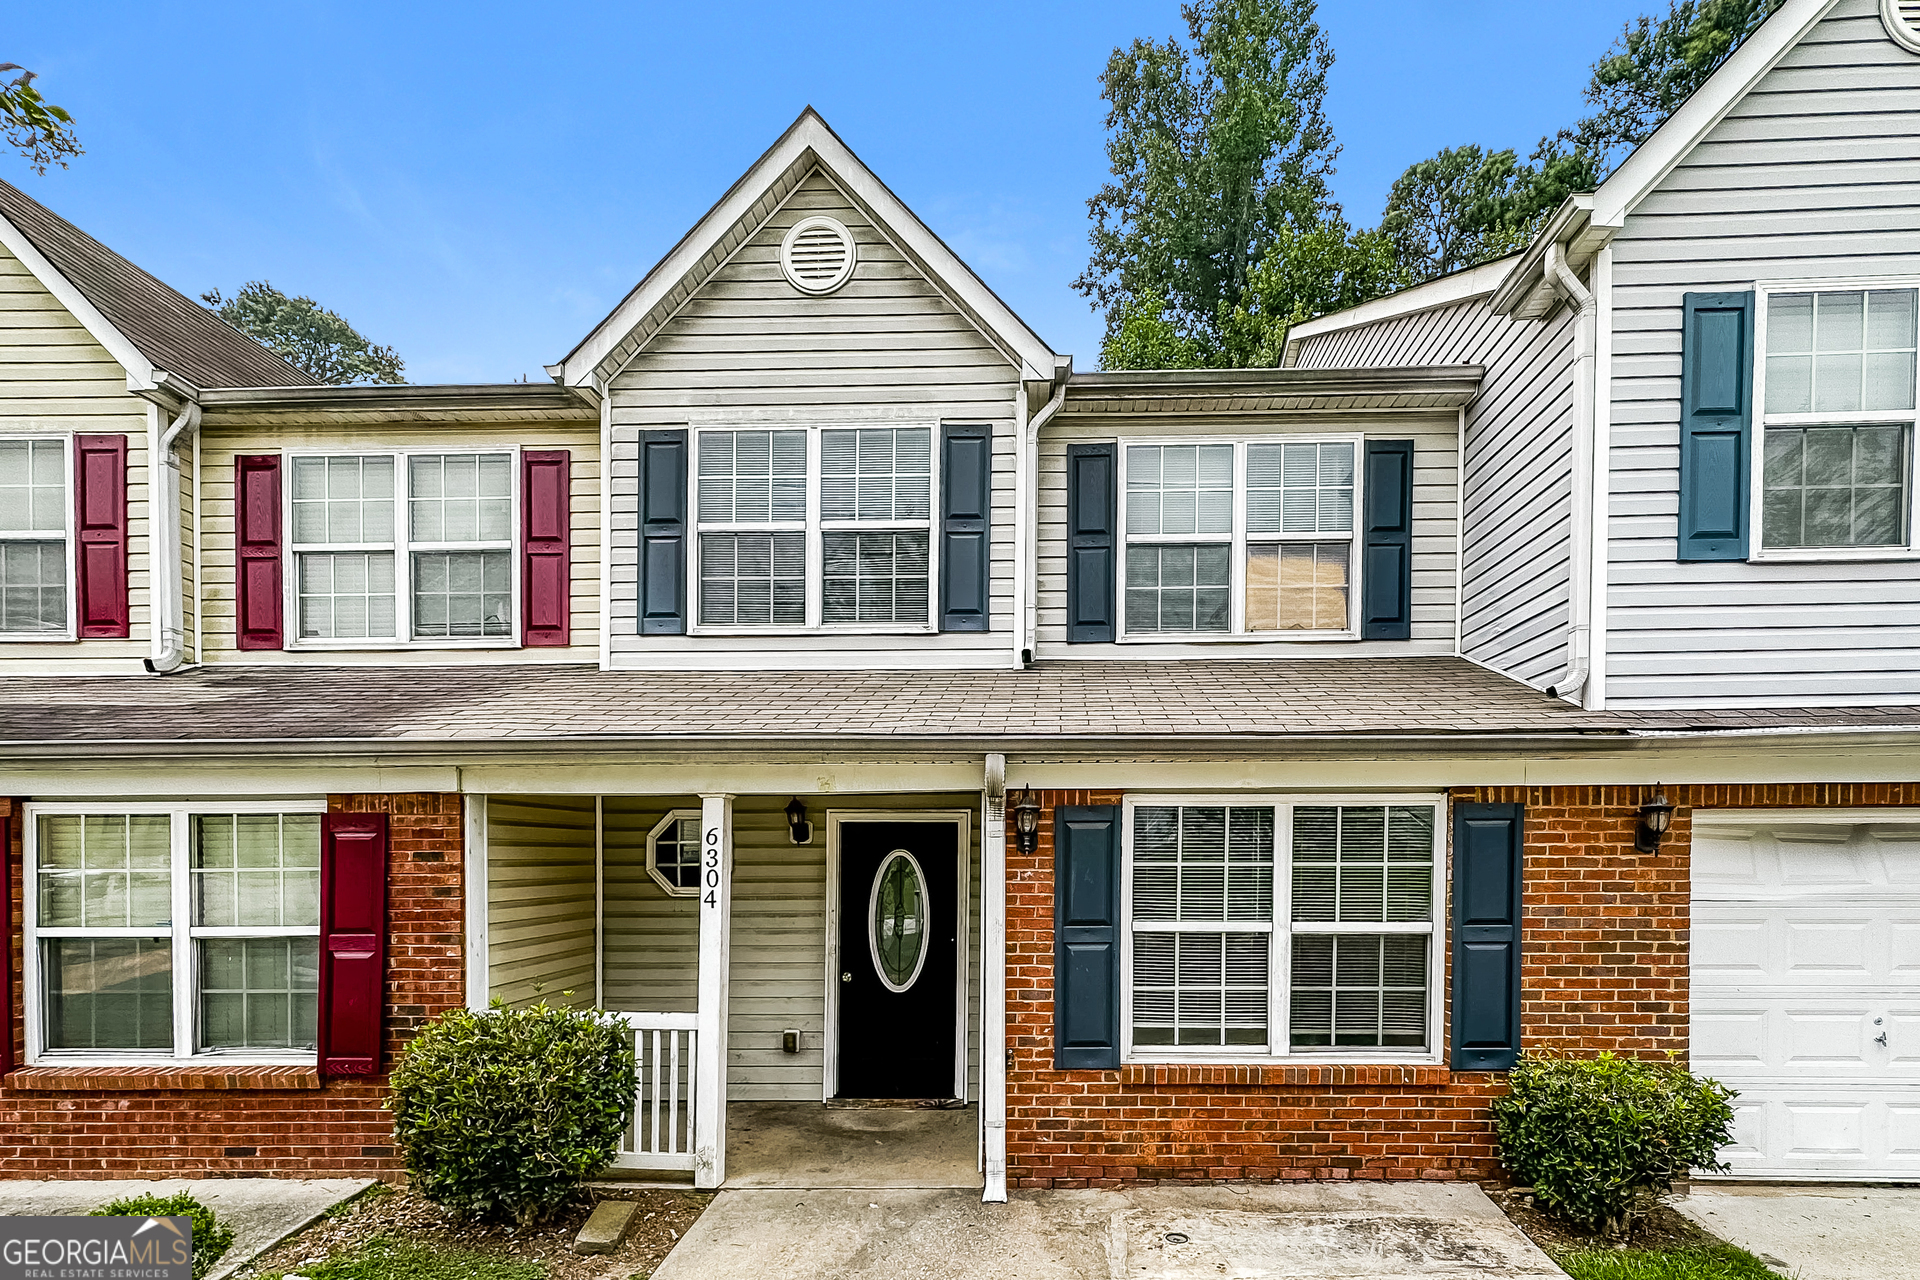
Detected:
left=1692, top=813, right=1920, bottom=1180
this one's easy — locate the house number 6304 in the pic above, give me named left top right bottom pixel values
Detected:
left=703, top=826, right=721, bottom=907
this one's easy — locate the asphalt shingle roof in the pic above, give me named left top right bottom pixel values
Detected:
left=0, top=179, right=321, bottom=389
left=2, top=659, right=1917, bottom=750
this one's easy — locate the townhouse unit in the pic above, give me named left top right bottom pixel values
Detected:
left=3, top=0, right=1918, bottom=1197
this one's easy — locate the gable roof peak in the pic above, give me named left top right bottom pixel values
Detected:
left=556, top=108, right=1058, bottom=386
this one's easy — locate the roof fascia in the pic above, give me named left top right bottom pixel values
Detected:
left=1591, top=0, right=1841, bottom=226
left=1282, top=255, right=1521, bottom=363
left=557, top=109, right=1056, bottom=386
left=0, top=205, right=157, bottom=388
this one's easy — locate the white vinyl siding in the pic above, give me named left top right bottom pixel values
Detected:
left=1292, top=298, right=1576, bottom=685
left=608, top=168, right=1017, bottom=670
left=1606, top=0, right=1920, bottom=705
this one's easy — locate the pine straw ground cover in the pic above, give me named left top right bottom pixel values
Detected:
left=236, top=1183, right=711, bottom=1280
left=1489, top=1189, right=1786, bottom=1280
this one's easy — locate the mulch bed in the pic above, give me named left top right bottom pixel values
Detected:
left=235, top=1183, right=712, bottom=1280
left=1488, top=1186, right=1725, bottom=1255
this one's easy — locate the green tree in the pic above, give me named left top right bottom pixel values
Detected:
left=1380, top=142, right=1600, bottom=284
left=1077, top=0, right=1341, bottom=362
left=1568, top=0, right=1786, bottom=167
left=1, top=64, right=81, bottom=173
left=203, top=281, right=405, bottom=385
left=1217, top=219, right=1405, bottom=366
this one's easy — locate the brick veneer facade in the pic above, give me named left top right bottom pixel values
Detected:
left=0, top=793, right=463, bottom=1178
left=1005, top=782, right=1920, bottom=1189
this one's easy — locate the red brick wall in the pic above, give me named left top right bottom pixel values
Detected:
left=1006, top=782, right=1920, bottom=1189
left=0, top=793, right=463, bottom=1178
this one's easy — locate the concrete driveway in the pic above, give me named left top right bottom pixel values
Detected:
left=1676, top=1185, right=1920, bottom=1280
left=650, top=1182, right=1565, bottom=1280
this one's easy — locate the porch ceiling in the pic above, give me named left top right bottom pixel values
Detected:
left=3, top=658, right=1920, bottom=753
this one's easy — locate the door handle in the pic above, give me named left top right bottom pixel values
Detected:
left=1875, top=1015, right=1888, bottom=1049
left=841, top=972, right=852, bottom=983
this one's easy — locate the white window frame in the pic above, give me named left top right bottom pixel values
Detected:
left=0, top=433, right=77, bottom=643
left=688, top=422, right=941, bottom=636
left=22, top=799, right=328, bottom=1067
left=1118, top=792, right=1445, bottom=1066
left=283, top=446, right=523, bottom=650
left=646, top=809, right=703, bottom=898
left=1749, top=276, right=1920, bottom=563
left=1117, top=434, right=1365, bottom=642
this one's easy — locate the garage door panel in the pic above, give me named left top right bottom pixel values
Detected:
left=1694, top=815, right=1920, bottom=1181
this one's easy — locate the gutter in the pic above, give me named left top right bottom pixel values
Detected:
left=1543, top=242, right=1594, bottom=706
left=144, top=396, right=203, bottom=675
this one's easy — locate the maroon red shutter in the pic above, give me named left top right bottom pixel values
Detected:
left=73, top=435, right=129, bottom=638
left=318, top=812, right=388, bottom=1076
left=521, top=449, right=571, bottom=647
left=235, top=455, right=284, bottom=650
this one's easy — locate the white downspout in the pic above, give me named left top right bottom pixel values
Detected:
left=144, top=398, right=202, bottom=674
left=1545, top=241, right=1594, bottom=705
left=1021, top=374, right=1068, bottom=665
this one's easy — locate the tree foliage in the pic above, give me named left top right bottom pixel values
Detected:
left=1567, top=0, right=1786, bottom=168
left=203, top=280, right=405, bottom=385
left=1, top=64, right=81, bottom=173
left=1078, top=0, right=1341, bottom=364
left=1379, top=144, right=1598, bottom=281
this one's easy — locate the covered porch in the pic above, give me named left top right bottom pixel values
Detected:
left=464, top=780, right=1009, bottom=1194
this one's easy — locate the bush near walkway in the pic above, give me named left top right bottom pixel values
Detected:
left=92, top=1191, right=235, bottom=1280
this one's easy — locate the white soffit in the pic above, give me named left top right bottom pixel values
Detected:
left=557, top=108, right=1057, bottom=386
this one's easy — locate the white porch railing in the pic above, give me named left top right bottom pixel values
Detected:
left=612, top=1012, right=699, bottom=1172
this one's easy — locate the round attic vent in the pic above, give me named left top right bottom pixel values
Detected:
left=780, top=216, right=857, bottom=295
left=1886, top=0, right=1920, bottom=53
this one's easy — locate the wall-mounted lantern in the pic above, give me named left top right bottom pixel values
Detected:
left=785, top=797, right=813, bottom=845
left=1012, top=785, right=1041, bottom=855
left=1635, top=787, right=1676, bottom=854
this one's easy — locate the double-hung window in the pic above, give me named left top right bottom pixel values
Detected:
left=1122, top=438, right=1359, bottom=638
left=1123, top=796, right=1440, bottom=1059
left=288, top=450, right=517, bottom=644
left=694, top=425, right=935, bottom=631
left=1758, top=285, right=1920, bottom=555
left=26, top=803, right=323, bottom=1062
left=0, top=437, right=70, bottom=637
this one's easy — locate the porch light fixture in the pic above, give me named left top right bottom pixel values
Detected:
left=785, top=797, right=813, bottom=845
left=1012, top=785, right=1041, bottom=855
left=1635, top=787, right=1676, bottom=854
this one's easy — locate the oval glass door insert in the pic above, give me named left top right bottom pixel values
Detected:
left=868, top=850, right=929, bottom=993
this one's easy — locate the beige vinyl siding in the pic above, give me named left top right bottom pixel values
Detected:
left=597, top=793, right=982, bottom=1104
left=1606, top=0, right=1920, bottom=706
left=486, top=795, right=597, bottom=1009
left=0, top=242, right=152, bottom=665
left=1034, top=411, right=1461, bottom=659
left=198, top=424, right=600, bottom=664
left=607, top=167, right=1018, bottom=670
left=1292, top=299, right=1578, bottom=686
left=180, top=442, right=196, bottom=663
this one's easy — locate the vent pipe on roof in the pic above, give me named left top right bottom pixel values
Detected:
left=1544, top=241, right=1594, bottom=705
left=144, top=396, right=202, bottom=675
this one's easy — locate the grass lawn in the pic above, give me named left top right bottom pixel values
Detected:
left=1553, top=1242, right=1784, bottom=1280
left=253, top=1235, right=545, bottom=1280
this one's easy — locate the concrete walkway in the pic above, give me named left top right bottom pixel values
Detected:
left=0, top=1177, right=374, bottom=1280
left=650, top=1182, right=1566, bottom=1280
left=1677, top=1185, right=1920, bottom=1280
left=726, top=1101, right=978, bottom=1190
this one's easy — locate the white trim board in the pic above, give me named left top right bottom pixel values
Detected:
left=0, top=209, right=156, bottom=387
left=821, top=808, right=972, bottom=1103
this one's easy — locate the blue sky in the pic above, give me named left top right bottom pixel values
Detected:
left=7, top=1, right=1651, bottom=381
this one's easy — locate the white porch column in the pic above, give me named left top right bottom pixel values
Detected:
left=694, top=792, right=734, bottom=1190
left=981, top=755, right=1009, bottom=1202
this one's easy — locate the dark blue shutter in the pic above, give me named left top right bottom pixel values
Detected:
left=1452, top=802, right=1523, bottom=1071
left=1066, top=443, right=1116, bottom=644
left=1055, top=804, right=1120, bottom=1069
left=940, top=424, right=991, bottom=632
left=638, top=430, right=688, bottom=635
left=1677, top=292, right=1754, bottom=561
left=1362, top=439, right=1414, bottom=640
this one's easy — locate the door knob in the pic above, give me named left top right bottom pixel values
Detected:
left=1877, top=1032, right=1889, bottom=1047
left=841, top=972, right=852, bottom=982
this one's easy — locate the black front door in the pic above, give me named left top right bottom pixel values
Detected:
left=836, top=821, right=958, bottom=1099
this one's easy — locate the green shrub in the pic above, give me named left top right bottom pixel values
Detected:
left=1492, top=1051, right=1736, bottom=1236
left=91, top=1191, right=235, bottom=1280
left=388, top=1001, right=637, bottom=1225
